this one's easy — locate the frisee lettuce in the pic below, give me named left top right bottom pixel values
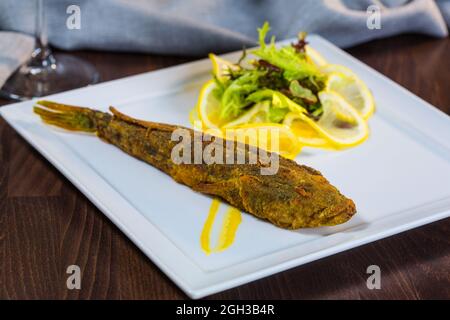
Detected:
left=253, top=22, right=319, bottom=81
left=220, top=70, right=263, bottom=119
left=289, top=80, right=317, bottom=104
left=215, top=22, right=324, bottom=122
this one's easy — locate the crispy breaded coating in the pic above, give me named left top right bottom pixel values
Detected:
left=34, top=101, right=356, bottom=228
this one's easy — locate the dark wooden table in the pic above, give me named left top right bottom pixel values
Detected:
left=1, top=35, right=449, bottom=300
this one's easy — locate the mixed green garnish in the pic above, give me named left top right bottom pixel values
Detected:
left=213, top=22, right=326, bottom=123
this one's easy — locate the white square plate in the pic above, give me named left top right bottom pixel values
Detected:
left=2, top=35, right=450, bottom=298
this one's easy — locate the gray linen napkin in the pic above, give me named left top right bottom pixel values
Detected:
left=1, top=0, right=449, bottom=88
left=0, top=0, right=448, bottom=54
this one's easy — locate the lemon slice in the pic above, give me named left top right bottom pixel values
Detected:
left=196, top=80, right=270, bottom=129
left=323, top=66, right=375, bottom=119
left=312, top=91, right=369, bottom=147
left=195, top=81, right=302, bottom=158
left=283, top=112, right=331, bottom=148
left=209, top=53, right=240, bottom=82
left=305, top=46, right=327, bottom=67
left=196, top=80, right=229, bottom=129
left=225, top=123, right=302, bottom=159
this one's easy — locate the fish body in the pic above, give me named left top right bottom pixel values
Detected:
left=34, top=101, right=356, bottom=229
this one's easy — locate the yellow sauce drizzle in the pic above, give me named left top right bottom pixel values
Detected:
left=200, top=199, right=242, bottom=255
left=200, top=199, right=221, bottom=254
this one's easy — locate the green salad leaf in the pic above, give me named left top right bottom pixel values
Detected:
left=220, top=70, right=263, bottom=119
left=289, top=80, right=317, bottom=104
left=214, top=22, right=324, bottom=123
left=253, top=22, right=319, bottom=81
left=268, top=106, right=289, bottom=123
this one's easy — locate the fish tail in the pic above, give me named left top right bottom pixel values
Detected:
left=33, top=100, right=100, bottom=133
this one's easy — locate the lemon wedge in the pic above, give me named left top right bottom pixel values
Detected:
left=209, top=53, right=240, bottom=82
left=323, top=65, right=375, bottom=119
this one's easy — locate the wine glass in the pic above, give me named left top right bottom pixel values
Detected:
left=0, top=0, right=99, bottom=101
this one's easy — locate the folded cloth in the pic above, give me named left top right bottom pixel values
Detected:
left=0, top=32, right=34, bottom=88
left=0, top=0, right=448, bottom=57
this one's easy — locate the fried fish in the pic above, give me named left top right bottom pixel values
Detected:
left=34, top=100, right=356, bottom=229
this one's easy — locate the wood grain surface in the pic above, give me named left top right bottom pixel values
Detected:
left=0, top=34, right=449, bottom=299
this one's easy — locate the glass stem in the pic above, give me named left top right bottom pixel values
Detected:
left=32, top=0, right=51, bottom=61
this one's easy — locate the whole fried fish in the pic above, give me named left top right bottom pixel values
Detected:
left=34, top=100, right=356, bottom=229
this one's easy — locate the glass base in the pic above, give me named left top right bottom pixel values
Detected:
left=0, top=53, right=100, bottom=101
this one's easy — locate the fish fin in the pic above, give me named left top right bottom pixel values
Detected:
left=34, top=100, right=98, bottom=132
left=192, top=181, right=233, bottom=196
left=109, top=106, right=177, bottom=132
left=192, top=182, right=218, bottom=195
